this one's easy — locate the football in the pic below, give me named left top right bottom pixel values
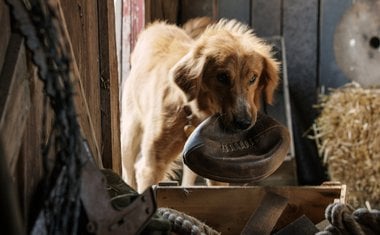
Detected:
left=183, top=113, right=290, bottom=183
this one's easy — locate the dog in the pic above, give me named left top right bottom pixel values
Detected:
left=121, top=18, right=280, bottom=193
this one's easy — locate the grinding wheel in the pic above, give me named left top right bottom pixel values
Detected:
left=334, top=0, right=380, bottom=87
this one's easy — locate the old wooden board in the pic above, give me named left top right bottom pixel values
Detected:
left=145, top=0, right=179, bottom=24
left=251, top=0, right=282, bottom=37
left=59, top=0, right=103, bottom=166
left=218, top=0, right=250, bottom=25
left=155, top=185, right=345, bottom=234
left=0, top=35, right=30, bottom=176
left=282, top=0, right=326, bottom=185
left=0, top=0, right=11, bottom=73
left=179, top=0, right=214, bottom=24
left=319, top=0, right=352, bottom=89
left=241, top=191, right=288, bottom=235
left=98, top=0, right=122, bottom=174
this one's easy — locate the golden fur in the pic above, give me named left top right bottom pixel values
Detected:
left=121, top=18, right=280, bottom=192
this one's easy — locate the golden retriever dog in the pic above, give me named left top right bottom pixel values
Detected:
left=121, top=18, right=280, bottom=193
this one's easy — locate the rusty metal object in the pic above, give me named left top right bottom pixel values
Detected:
left=334, top=0, right=380, bottom=87
left=81, top=141, right=156, bottom=235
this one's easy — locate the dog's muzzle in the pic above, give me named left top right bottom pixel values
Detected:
left=182, top=112, right=290, bottom=183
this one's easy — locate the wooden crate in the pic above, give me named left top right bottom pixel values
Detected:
left=155, top=183, right=346, bottom=234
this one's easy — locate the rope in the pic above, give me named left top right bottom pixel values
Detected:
left=157, top=208, right=221, bottom=235
left=317, top=202, right=380, bottom=235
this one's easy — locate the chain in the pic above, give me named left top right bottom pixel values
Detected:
left=6, top=0, right=85, bottom=234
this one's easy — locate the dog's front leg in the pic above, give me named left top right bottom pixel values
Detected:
left=181, top=164, right=198, bottom=186
left=120, top=115, right=142, bottom=190
left=135, top=132, right=170, bottom=193
left=206, top=179, right=229, bottom=186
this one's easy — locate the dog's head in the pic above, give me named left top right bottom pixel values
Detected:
left=170, top=19, right=279, bottom=131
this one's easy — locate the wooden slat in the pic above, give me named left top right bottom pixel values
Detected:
left=179, top=0, right=214, bottom=24
left=283, top=0, right=326, bottom=185
left=251, top=0, right=282, bottom=37
left=17, top=70, right=46, bottom=231
left=121, top=0, right=145, bottom=88
left=283, top=0, right=318, bottom=127
left=319, top=0, right=351, bottom=89
left=218, top=0, right=250, bottom=24
left=155, top=185, right=344, bottom=235
left=0, top=0, right=11, bottom=73
left=128, top=0, right=145, bottom=50
left=145, top=0, right=179, bottom=24
left=0, top=34, right=30, bottom=176
left=59, top=0, right=103, bottom=167
left=241, top=191, right=288, bottom=235
left=98, top=0, right=122, bottom=173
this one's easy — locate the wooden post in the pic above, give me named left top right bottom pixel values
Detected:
left=98, top=0, right=122, bottom=174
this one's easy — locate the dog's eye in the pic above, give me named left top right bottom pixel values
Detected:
left=217, top=73, right=230, bottom=85
left=249, top=75, right=257, bottom=85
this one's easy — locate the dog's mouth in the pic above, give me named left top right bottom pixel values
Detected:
left=217, top=113, right=256, bottom=133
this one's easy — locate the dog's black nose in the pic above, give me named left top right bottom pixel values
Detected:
left=234, top=118, right=252, bottom=130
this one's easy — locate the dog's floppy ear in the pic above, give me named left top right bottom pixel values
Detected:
left=261, top=57, right=280, bottom=104
left=170, top=51, right=206, bottom=101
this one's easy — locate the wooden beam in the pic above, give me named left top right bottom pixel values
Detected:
left=0, top=34, right=30, bottom=176
left=17, top=69, right=46, bottom=231
left=98, top=0, right=122, bottom=174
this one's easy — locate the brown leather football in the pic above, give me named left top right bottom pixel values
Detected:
left=183, top=112, right=290, bottom=183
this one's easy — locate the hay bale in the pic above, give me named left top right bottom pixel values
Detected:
left=311, top=82, right=380, bottom=208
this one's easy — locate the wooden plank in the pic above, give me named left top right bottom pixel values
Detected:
left=98, top=0, right=122, bottom=173
left=251, top=0, right=282, bottom=37
left=59, top=0, right=103, bottom=167
left=145, top=0, right=179, bottom=24
left=179, top=0, right=214, bottom=24
left=265, top=36, right=296, bottom=159
left=156, top=185, right=343, bottom=234
left=0, top=141, right=24, bottom=235
left=0, top=0, right=11, bottom=73
left=283, top=0, right=319, bottom=126
left=121, top=0, right=145, bottom=88
left=128, top=0, right=145, bottom=50
left=319, top=0, right=351, bottom=89
left=218, top=0, right=250, bottom=24
left=17, top=70, right=46, bottom=231
left=0, top=34, right=30, bottom=176
left=241, top=191, right=288, bottom=235
left=283, top=0, right=326, bottom=185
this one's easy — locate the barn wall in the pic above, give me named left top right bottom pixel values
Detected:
left=0, top=0, right=121, bottom=229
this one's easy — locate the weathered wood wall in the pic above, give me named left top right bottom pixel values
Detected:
left=0, top=0, right=121, bottom=229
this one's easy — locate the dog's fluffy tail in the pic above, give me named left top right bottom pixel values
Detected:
left=182, top=16, right=215, bottom=39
